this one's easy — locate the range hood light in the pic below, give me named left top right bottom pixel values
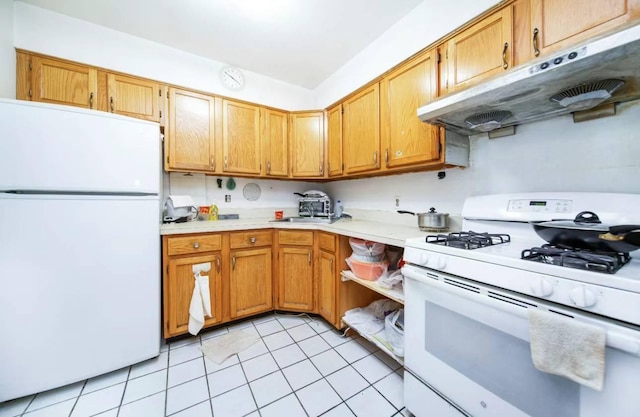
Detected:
left=549, top=79, right=625, bottom=111
left=464, top=111, right=513, bottom=132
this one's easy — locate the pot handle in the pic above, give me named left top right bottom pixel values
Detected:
left=397, top=210, right=416, bottom=216
left=609, top=225, right=640, bottom=234
left=293, top=192, right=305, bottom=197
left=574, top=211, right=601, bottom=224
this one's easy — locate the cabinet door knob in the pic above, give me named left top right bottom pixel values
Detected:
left=250, top=237, right=256, bottom=244
left=533, top=28, right=540, bottom=57
left=193, top=242, right=200, bottom=249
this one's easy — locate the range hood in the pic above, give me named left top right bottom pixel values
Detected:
left=418, top=22, right=640, bottom=135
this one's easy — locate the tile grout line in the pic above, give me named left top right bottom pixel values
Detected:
left=164, top=342, right=171, bottom=417
left=114, top=366, right=132, bottom=417
left=18, top=394, right=36, bottom=417
left=199, top=336, right=216, bottom=417
left=241, top=320, right=270, bottom=416
left=66, top=379, right=87, bottom=417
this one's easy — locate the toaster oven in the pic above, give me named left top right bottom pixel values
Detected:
left=297, top=190, right=331, bottom=217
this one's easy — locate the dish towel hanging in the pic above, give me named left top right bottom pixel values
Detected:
left=188, top=268, right=212, bottom=336
left=528, top=308, right=606, bottom=391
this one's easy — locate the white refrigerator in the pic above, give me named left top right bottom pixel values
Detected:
left=0, top=99, right=161, bottom=402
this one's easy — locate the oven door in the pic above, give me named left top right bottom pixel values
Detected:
left=403, top=264, right=640, bottom=417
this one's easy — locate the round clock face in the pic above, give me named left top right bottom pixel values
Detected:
left=221, top=67, right=245, bottom=90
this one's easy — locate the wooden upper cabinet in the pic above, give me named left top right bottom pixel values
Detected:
left=222, top=100, right=261, bottom=175
left=342, top=83, right=380, bottom=174
left=380, top=49, right=440, bottom=169
left=31, top=56, right=97, bottom=109
left=531, top=0, right=640, bottom=58
left=262, top=108, right=289, bottom=177
left=290, top=112, right=325, bottom=178
left=167, top=87, right=215, bottom=172
left=443, top=7, right=514, bottom=93
left=326, top=104, right=343, bottom=177
left=106, top=73, right=160, bottom=122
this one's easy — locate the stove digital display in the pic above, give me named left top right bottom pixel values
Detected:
left=529, top=201, right=547, bottom=206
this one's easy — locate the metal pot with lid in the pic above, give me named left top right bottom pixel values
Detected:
left=398, top=207, right=449, bottom=232
left=531, top=211, right=640, bottom=252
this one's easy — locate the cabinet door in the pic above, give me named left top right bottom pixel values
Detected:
left=343, top=84, right=380, bottom=174
left=165, top=253, right=223, bottom=337
left=167, top=88, right=215, bottom=172
left=444, top=7, right=513, bottom=93
left=290, top=112, right=325, bottom=178
left=531, top=0, right=640, bottom=57
left=263, top=108, right=289, bottom=177
left=222, top=100, right=261, bottom=175
left=380, top=50, right=440, bottom=169
left=31, top=56, right=97, bottom=109
left=318, top=250, right=336, bottom=324
left=327, top=104, right=343, bottom=177
left=229, top=247, right=273, bottom=319
left=107, top=73, right=160, bottom=122
left=278, top=247, right=314, bottom=311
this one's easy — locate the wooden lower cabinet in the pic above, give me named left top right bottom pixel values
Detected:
left=164, top=253, right=223, bottom=338
left=229, top=247, right=273, bottom=319
left=278, top=247, right=314, bottom=311
left=318, top=250, right=337, bottom=324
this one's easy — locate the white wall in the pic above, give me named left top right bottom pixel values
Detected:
left=0, top=0, right=15, bottom=98
left=13, top=2, right=314, bottom=110
left=166, top=172, right=325, bottom=217
left=325, top=101, right=640, bottom=217
left=313, top=0, right=500, bottom=107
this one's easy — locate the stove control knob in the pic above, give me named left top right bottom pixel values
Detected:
left=433, top=257, right=447, bottom=270
left=569, top=286, right=597, bottom=308
left=532, top=278, right=554, bottom=297
left=419, top=253, right=429, bottom=266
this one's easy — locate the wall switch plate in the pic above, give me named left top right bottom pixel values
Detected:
left=225, top=195, right=231, bottom=202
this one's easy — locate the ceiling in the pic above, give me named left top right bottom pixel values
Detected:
left=17, top=0, right=425, bottom=89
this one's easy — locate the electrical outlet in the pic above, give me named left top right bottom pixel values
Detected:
left=394, top=196, right=400, bottom=207
left=225, top=195, right=231, bottom=202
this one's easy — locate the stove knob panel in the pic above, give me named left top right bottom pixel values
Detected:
left=434, top=257, right=447, bottom=270
left=569, top=286, right=597, bottom=308
left=532, top=278, right=554, bottom=297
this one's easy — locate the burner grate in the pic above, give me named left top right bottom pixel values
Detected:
left=521, top=244, right=630, bottom=274
left=426, top=231, right=511, bottom=249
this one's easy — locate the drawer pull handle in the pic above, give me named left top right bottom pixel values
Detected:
left=193, top=242, right=200, bottom=249
left=250, top=237, right=256, bottom=244
left=308, top=250, right=312, bottom=265
left=232, top=255, right=236, bottom=270
left=110, top=96, right=115, bottom=113
left=216, top=257, right=221, bottom=273
left=89, top=92, right=94, bottom=109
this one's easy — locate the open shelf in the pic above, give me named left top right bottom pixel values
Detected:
left=342, top=315, right=404, bottom=366
left=340, top=270, right=404, bottom=304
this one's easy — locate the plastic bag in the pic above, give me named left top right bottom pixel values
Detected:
left=377, top=269, right=404, bottom=290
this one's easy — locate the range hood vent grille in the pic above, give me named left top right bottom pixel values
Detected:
left=464, top=111, right=512, bottom=132
left=549, top=79, right=625, bottom=111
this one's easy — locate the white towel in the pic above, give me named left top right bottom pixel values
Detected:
left=528, top=309, right=606, bottom=391
left=188, top=273, right=212, bottom=336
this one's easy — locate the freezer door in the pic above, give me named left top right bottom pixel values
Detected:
left=0, top=194, right=161, bottom=402
left=0, top=99, right=160, bottom=194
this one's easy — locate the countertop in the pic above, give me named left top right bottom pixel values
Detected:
left=161, top=217, right=429, bottom=248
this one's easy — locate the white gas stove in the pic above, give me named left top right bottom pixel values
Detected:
left=402, top=193, right=640, bottom=417
left=404, top=192, right=640, bottom=325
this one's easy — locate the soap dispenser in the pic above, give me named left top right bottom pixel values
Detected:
left=334, top=200, right=343, bottom=218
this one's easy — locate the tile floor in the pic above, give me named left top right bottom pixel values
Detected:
left=1, top=313, right=409, bottom=417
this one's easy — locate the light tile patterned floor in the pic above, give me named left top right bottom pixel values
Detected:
left=1, top=313, right=409, bottom=417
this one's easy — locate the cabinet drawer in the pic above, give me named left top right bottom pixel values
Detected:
left=229, top=230, right=273, bottom=249
left=318, top=232, right=336, bottom=252
left=278, top=230, right=314, bottom=246
left=167, top=234, right=222, bottom=256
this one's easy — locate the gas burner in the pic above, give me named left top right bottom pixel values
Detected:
left=426, top=231, right=511, bottom=250
left=521, top=244, right=631, bottom=274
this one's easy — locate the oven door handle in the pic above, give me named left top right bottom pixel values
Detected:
left=403, top=266, right=640, bottom=357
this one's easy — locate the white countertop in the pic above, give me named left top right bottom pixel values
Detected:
left=161, top=217, right=429, bottom=248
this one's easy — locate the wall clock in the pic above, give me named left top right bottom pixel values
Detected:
left=220, top=66, right=245, bottom=90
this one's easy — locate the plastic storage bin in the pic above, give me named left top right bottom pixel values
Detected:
left=349, top=238, right=386, bottom=258
left=346, top=257, right=388, bottom=281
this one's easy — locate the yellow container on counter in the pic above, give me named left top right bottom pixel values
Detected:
left=208, top=204, right=219, bottom=221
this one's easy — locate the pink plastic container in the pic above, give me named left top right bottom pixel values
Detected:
left=346, top=257, right=388, bottom=281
